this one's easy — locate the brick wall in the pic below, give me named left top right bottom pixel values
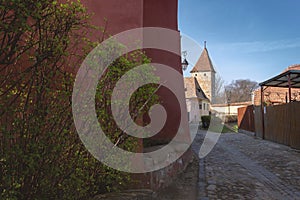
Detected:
left=253, top=87, right=300, bottom=106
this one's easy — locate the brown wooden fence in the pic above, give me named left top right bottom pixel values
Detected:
left=238, top=105, right=255, bottom=132
left=253, top=106, right=263, bottom=138
left=289, top=102, right=300, bottom=149
left=265, top=104, right=290, bottom=146
left=238, top=102, right=300, bottom=149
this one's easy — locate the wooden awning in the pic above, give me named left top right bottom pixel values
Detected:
left=258, top=69, right=300, bottom=140
left=259, top=70, right=300, bottom=88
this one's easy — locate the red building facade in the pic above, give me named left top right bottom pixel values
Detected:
left=82, top=0, right=184, bottom=141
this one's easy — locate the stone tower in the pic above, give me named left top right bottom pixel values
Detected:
left=190, top=42, right=216, bottom=103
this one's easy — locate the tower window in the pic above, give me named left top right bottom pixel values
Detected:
left=204, top=73, right=206, bottom=76
left=195, top=74, right=197, bottom=76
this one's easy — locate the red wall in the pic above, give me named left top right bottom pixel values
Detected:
left=82, top=0, right=184, bottom=141
left=83, top=0, right=179, bottom=34
left=143, top=0, right=182, bottom=140
left=143, top=0, right=178, bottom=30
left=83, top=0, right=143, bottom=36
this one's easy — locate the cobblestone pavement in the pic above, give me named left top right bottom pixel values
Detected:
left=156, top=157, right=198, bottom=200
left=193, top=130, right=300, bottom=200
left=93, top=157, right=199, bottom=200
left=94, top=130, right=300, bottom=200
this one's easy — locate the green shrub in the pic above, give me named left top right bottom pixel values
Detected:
left=0, top=0, right=158, bottom=199
left=201, top=115, right=211, bottom=129
left=225, top=115, right=238, bottom=123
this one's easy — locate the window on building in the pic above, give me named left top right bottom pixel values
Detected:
left=195, top=74, right=197, bottom=76
left=203, top=103, right=206, bottom=110
left=204, top=73, right=206, bottom=76
left=199, top=103, right=202, bottom=110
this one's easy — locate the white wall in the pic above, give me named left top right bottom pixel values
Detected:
left=186, top=99, right=199, bottom=123
left=200, top=100, right=210, bottom=117
left=211, top=104, right=248, bottom=115
left=186, top=98, right=210, bottom=123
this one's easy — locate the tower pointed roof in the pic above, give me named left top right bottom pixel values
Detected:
left=190, top=41, right=216, bottom=73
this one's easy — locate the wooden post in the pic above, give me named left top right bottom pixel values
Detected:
left=260, top=86, right=265, bottom=139
left=288, top=74, right=292, bottom=102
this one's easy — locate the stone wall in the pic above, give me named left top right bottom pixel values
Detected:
left=192, top=72, right=215, bottom=102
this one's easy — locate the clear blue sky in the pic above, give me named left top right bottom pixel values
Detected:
left=179, top=0, right=300, bottom=84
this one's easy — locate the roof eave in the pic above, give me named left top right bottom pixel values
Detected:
left=259, top=70, right=300, bottom=88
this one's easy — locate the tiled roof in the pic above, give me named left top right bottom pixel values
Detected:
left=190, top=47, right=216, bottom=73
left=282, top=64, right=300, bottom=72
left=254, top=64, right=300, bottom=105
left=184, top=77, right=209, bottom=100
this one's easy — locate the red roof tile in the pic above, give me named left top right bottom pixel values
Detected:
left=184, top=77, right=209, bottom=100
left=190, top=47, right=216, bottom=73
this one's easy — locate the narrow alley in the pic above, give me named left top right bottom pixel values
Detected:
left=192, top=130, right=300, bottom=200
left=94, top=130, right=300, bottom=200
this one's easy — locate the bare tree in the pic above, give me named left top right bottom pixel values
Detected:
left=225, top=79, right=258, bottom=103
left=214, top=74, right=226, bottom=104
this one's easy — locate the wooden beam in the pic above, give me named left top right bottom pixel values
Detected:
left=288, top=74, right=292, bottom=102
left=260, top=86, right=265, bottom=140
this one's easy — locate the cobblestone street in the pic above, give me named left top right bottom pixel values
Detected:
left=95, top=129, right=300, bottom=200
left=193, top=130, right=300, bottom=200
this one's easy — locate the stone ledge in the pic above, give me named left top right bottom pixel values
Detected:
left=92, top=189, right=156, bottom=200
